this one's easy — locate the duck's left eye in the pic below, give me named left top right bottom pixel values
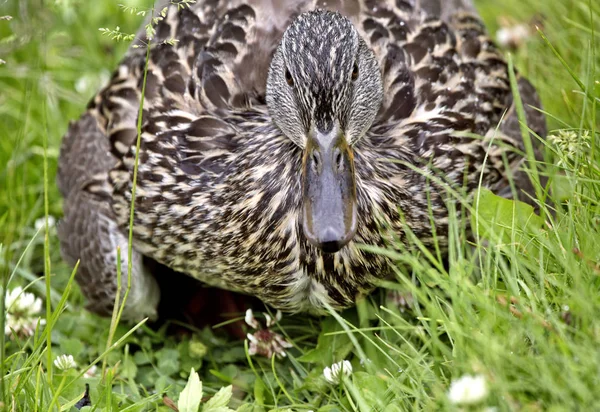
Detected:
left=351, top=63, right=359, bottom=81
left=285, top=69, right=294, bottom=86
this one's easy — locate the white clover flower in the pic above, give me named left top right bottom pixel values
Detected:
left=84, top=365, right=98, bottom=378
left=245, top=309, right=292, bottom=358
left=245, top=308, right=260, bottom=329
left=4, top=314, right=46, bottom=338
left=4, top=286, right=46, bottom=339
left=263, top=310, right=282, bottom=328
left=54, top=354, right=77, bottom=371
left=5, top=286, right=42, bottom=314
left=34, top=215, right=56, bottom=232
left=447, top=374, right=489, bottom=405
left=323, top=360, right=352, bottom=384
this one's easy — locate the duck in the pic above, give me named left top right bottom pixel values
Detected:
left=57, top=0, right=546, bottom=321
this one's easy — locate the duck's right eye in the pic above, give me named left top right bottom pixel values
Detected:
left=351, top=62, right=359, bottom=81
left=285, top=69, right=294, bottom=86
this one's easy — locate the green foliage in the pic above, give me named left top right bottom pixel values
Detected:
left=203, top=385, right=235, bottom=411
left=98, top=26, right=136, bottom=42
left=1, top=0, right=600, bottom=411
left=297, top=317, right=354, bottom=365
left=472, top=188, right=544, bottom=245
left=178, top=368, right=203, bottom=412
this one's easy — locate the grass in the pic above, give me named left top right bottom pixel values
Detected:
left=1, top=0, right=599, bottom=410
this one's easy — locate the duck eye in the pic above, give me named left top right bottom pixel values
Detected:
left=285, top=68, right=294, bottom=86
left=351, top=63, right=359, bottom=81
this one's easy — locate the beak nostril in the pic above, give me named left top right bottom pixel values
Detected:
left=310, top=151, right=321, bottom=172
left=334, top=149, right=344, bottom=172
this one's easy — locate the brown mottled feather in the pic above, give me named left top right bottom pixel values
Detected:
left=57, top=0, right=546, bottom=318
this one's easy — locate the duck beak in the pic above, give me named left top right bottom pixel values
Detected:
left=301, top=122, right=358, bottom=253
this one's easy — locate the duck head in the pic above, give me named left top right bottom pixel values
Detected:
left=266, top=10, right=384, bottom=253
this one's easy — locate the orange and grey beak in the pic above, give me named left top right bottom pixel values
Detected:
left=301, top=122, right=358, bottom=253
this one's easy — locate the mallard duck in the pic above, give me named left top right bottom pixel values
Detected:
left=57, top=0, right=546, bottom=320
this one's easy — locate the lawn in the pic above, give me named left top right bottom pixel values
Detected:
left=1, top=0, right=599, bottom=410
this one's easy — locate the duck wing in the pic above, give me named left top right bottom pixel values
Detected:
left=350, top=0, right=545, bottom=205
